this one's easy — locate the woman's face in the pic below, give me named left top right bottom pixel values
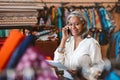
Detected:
left=68, top=16, right=83, bottom=36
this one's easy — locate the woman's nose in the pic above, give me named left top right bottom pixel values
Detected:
left=71, top=24, right=76, bottom=28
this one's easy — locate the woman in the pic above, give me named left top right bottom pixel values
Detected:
left=54, top=11, right=105, bottom=80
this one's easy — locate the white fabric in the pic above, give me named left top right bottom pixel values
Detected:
left=54, top=36, right=105, bottom=80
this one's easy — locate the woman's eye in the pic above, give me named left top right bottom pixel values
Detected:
left=68, top=24, right=72, bottom=26
left=68, top=23, right=80, bottom=26
left=75, top=23, right=79, bottom=26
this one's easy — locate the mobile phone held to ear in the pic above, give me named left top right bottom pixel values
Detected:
left=67, top=28, right=70, bottom=34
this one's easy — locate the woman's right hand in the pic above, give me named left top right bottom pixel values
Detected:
left=62, top=25, right=70, bottom=41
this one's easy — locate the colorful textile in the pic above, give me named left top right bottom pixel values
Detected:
left=83, top=9, right=91, bottom=29
left=7, top=34, right=34, bottom=69
left=15, top=46, right=58, bottom=80
left=0, top=30, right=25, bottom=71
left=105, top=70, right=120, bottom=80
left=57, top=7, right=63, bottom=40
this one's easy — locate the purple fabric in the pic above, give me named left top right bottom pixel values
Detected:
left=15, top=46, right=58, bottom=80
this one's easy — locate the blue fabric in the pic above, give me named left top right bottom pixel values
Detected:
left=0, top=30, right=5, bottom=37
left=57, top=7, right=63, bottom=40
left=83, top=9, right=91, bottom=29
left=99, top=8, right=114, bottom=32
left=105, top=71, right=120, bottom=80
left=6, top=34, right=34, bottom=69
left=115, top=33, right=120, bottom=61
left=99, top=31, right=109, bottom=45
left=112, top=31, right=120, bottom=61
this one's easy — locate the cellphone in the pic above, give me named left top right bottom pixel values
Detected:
left=67, top=28, right=70, bottom=34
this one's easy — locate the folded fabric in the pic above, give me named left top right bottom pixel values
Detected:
left=6, top=34, right=34, bottom=69
left=0, top=30, right=25, bottom=71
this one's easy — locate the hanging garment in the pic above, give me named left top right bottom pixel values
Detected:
left=94, top=9, right=102, bottom=31
left=88, top=9, right=93, bottom=29
left=0, top=30, right=25, bottom=71
left=83, top=9, right=91, bottom=29
left=99, top=8, right=114, bottom=32
left=51, top=7, right=56, bottom=22
left=107, top=31, right=120, bottom=60
left=91, top=8, right=96, bottom=29
left=91, top=8, right=97, bottom=38
left=114, top=31, right=120, bottom=61
left=57, top=7, right=63, bottom=40
left=6, top=34, right=34, bottom=69
left=99, top=31, right=109, bottom=45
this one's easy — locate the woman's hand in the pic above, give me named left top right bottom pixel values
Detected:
left=67, top=69, right=77, bottom=77
left=61, top=25, right=70, bottom=41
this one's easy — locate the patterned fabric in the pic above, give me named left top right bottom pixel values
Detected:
left=94, top=9, right=102, bottom=31
left=15, top=46, right=58, bottom=80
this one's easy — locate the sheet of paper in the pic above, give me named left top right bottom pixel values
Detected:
left=46, top=60, right=67, bottom=70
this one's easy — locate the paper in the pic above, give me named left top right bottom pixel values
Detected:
left=46, top=60, right=67, bottom=70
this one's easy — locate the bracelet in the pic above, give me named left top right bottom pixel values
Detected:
left=58, top=47, right=65, bottom=53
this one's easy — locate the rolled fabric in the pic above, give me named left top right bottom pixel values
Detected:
left=6, top=34, right=34, bottom=69
left=0, top=30, right=25, bottom=71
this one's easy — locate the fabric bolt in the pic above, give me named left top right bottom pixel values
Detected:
left=16, top=46, right=58, bottom=80
left=0, top=30, right=5, bottom=37
left=4, top=29, right=9, bottom=37
left=0, top=30, right=25, bottom=71
left=54, top=36, right=104, bottom=80
left=6, top=34, right=34, bottom=69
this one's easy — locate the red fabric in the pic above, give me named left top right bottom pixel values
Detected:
left=0, top=30, right=25, bottom=71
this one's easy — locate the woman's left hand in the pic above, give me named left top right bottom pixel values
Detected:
left=67, top=69, right=77, bottom=76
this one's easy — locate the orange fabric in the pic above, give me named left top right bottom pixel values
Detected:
left=45, top=56, right=52, bottom=60
left=0, top=30, right=25, bottom=71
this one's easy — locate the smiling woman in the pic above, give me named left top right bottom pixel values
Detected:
left=53, top=10, right=105, bottom=80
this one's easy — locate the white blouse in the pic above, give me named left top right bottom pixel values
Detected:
left=54, top=36, right=105, bottom=80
